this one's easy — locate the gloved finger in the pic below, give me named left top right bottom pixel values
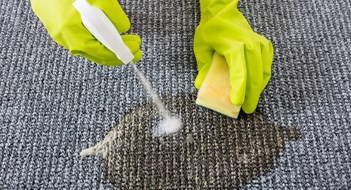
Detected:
left=132, top=49, right=143, bottom=62
left=70, top=34, right=142, bottom=66
left=89, top=0, right=131, bottom=33
left=74, top=49, right=124, bottom=66
left=122, top=35, right=141, bottom=49
left=223, top=42, right=247, bottom=106
left=241, top=41, right=264, bottom=114
left=122, top=35, right=143, bottom=62
left=70, top=37, right=124, bottom=66
left=193, top=24, right=213, bottom=88
left=84, top=49, right=142, bottom=65
left=193, top=45, right=214, bottom=89
left=260, top=39, right=274, bottom=90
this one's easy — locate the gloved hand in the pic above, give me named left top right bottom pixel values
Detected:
left=194, top=0, right=274, bottom=114
left=30, top=0, right=142, bottom=66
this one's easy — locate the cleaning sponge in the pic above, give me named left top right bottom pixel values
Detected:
left=196, top=52, right=241, bottom=118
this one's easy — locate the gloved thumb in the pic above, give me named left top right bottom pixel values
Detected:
left=223, top=43, right=247, bottom=107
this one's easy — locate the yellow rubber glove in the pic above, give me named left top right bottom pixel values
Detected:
left=30, top=0, right=142, bottom=66
left=194, top=0, right=274, bottom=114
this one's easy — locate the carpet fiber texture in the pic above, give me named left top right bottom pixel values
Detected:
left=1, top=0, right=351, bottom=189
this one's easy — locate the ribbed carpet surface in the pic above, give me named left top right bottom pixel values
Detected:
left=1, top=0, right=350, bottom=189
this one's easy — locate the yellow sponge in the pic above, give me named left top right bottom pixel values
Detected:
left=196, top=52, right=241, bottom=118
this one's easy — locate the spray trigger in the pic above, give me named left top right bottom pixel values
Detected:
left=73, top=0, right=134, bottom=64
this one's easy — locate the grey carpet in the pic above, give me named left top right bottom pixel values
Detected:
left=0, top=0, right=350, bottom=189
